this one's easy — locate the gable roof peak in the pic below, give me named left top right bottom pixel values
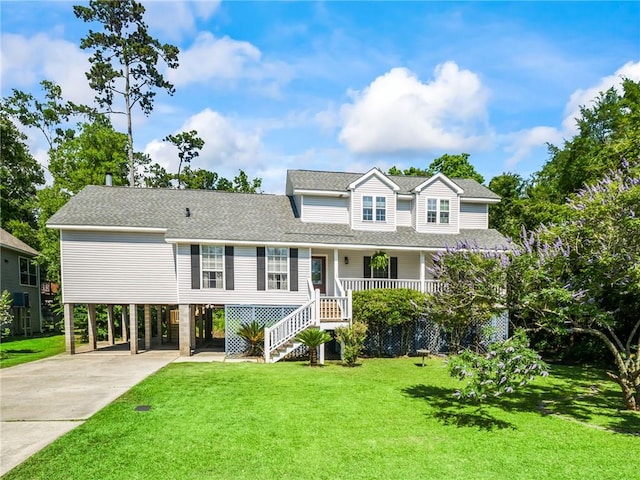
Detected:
left=347, top=167, right=400, bottom=192
left=412, top=171, right=464, bottom=194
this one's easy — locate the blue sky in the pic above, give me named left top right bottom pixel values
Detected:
left=2, top=1, right=639, bottom=193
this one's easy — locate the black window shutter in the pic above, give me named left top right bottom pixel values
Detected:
left=225, top=246, right=234, bottom=290
left=257, top=247, right=266, bottom=291
left=364, top=256, right=372, bottom=278
left=390, top=257, right=398, bottom=279
left=191, top=245, right=200, bottom=289
left=289, top=248, right=298, bottom=291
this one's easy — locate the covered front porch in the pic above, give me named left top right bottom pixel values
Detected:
left=310, top=247, right=441, bottom=296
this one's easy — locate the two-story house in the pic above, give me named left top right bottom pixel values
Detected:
left=47, top=168, right=506, bottom=362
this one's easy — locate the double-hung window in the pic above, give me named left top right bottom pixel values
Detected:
left=362, top=195, right=386, bottom=222
left=19, top=257, right=37, bottom=286
left=426, top=198, right=450, bottom=225
left=439, top=199, right=450, bottom=224
left=362, top=196, right=373, bottom=221
left=376, top=197, right=386, bottom=221
left=267, top=247, right=288, bottom=290
left=202, top=246, right=224, bottom=289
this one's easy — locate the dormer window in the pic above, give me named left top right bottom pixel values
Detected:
left=427, top=198, right=450, bottom=224
left=376, top=197, right=386, bottom=221
left=362, top=195, right=386, bottom=222
left=363, top=196, right=373, bottom=221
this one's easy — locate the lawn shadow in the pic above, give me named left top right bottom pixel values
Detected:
left=403, top=384, right=516, bottom=431
left=4, top=349, right=39, bottom=354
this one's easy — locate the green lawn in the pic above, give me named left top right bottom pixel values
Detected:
left=4, top=358, right=639, bottom=480
left=0, top=334, right=66, bottom=368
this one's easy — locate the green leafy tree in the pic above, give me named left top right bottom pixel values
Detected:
left=0, top=114, right=44, bottom=244
left=2, top=80, right=94, bottom=149
left=163, top=131, right=205, bottom=187
left=488, top=172, right=525, bottom=238
left=449, top=329, right=549, bottom=402
left=295, top=328, right=332, bottom=366
left=389, top=153, right=484, bottom=183
left=426, top=153, right=485, bottom=183
left=512, top=166, right=640, bottom=410
left=74, top=0, right=179, bottom=186
left=48, top=117, right=128, bottom=193
left=423, top=242, right=508, bottom=353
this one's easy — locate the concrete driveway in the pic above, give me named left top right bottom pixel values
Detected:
left=0, top=349, right=178, bottom=476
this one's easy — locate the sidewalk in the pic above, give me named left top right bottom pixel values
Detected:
left=0, top=350, right=178, bottom=476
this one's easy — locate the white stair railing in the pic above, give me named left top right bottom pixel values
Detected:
left=264, top=289, right=320, bottom=363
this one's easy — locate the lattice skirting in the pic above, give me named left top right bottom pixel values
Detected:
left=363, top=310, right=509, bottom=357
left=225, top=305, right=298, bottom=355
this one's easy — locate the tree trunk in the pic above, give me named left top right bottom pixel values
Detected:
left=309, top=346, right=318, bottom=366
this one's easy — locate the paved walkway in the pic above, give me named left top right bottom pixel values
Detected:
left=0, top=349, right=179, bottom=476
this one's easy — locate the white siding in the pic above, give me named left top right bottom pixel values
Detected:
left=61, top=231, right=177, bottom=304
left=460, top=202, right=488, bottom=229
left=396, top=199, right=412, bottom=227
left=301, top=196, right=349, bottom=224
left=177, top=244, right=310, bottom=305
left=351, top=176, right=397, bottom=231
left=415, top=179, right=459, bottom=234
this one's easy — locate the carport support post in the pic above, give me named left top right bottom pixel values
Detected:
left=144, top=304, right=151, bottom=350
left=129, top=304, right=138, bottom=355
left=106, top=305, right=115, bottom=345
left=156, top=305, right=162, bottom=345
left=121, top=305, right=128, bottom=342
left=87, top=304, right=97, bottom=351
left=179, top=304, right=193, bottom=356
left=64, top=303, right=75, bottom=355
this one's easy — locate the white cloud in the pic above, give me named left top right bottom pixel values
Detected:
left=503, top=126, right=564, bottom=169
left=504, top=61, right=640, bottom=169
left=167, top=32, right=269, bottom=87
left=338, top=62, right=491, bottom=154
left=144, top=108, right=262, bottom=180
left=0, top=33, right=94, bottom=105
left=562, top=60, right=640, bottom=134
left=144, top=1, right=221, bottom=41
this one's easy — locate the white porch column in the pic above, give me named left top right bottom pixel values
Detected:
left=129, top=304, right=138, bottom=355
left=64, top=303, right=75, bottom=355
left=333, top=248, right=340, bottom=295
left=106, top=305, right=115, bottom=345
left=419, top=251, right=425, bottom=292
left=87, top=303, right=97, bottom=351
left=319, top=343, right=325, bottom=365
left=179, top=304, right=193, bottom=356
left=156, top=305, right=162, bottom=345
left=144, top=304, right=151, bottom=350
left=121, top=304, right=128, bottom=342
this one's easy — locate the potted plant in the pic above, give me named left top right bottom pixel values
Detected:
left=370, top=250, right=389, bottom=270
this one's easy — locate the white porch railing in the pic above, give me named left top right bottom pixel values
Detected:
left=340, top=278, right=443, bottom=294
left=319, top=292, right=352, bottom=321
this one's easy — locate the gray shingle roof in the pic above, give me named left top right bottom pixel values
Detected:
left=287, top=169, right=500, bottom=200
left=48, top=185, right=508, bottom=250
left=0, top=228, right=39, bottom=256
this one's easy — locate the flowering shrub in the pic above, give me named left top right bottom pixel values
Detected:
left=448, top=329, right=549, bottom=402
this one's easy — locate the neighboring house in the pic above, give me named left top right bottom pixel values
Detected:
left=0, top=228, right=41, bottom=336
left=47, top=168, right=507, bottom=362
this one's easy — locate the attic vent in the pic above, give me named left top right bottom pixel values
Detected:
left=185, top=208, right=191, bottom=218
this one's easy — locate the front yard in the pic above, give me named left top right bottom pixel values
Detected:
left=4, top=357, right=639, bottom=479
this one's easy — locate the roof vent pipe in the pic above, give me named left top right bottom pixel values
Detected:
left=185, top=208, right=191, bottom=218
left=105, top=171, right=113, bottom=186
